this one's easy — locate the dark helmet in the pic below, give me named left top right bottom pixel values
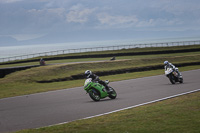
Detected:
left=85, top=70, right=92, bottom=78
left=164, top=61, right=169, bottom=65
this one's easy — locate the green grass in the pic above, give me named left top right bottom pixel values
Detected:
left=3, top=54, right=200, bottom=81
left=16, top=89, right=200, bottom=133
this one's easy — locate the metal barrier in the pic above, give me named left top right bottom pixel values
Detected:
left=0, top=40, right=200, bottom=63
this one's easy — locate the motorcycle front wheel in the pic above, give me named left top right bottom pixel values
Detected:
left=89, top=89, right=100, bottom=101
left=169, top=74, right=176, bottom=84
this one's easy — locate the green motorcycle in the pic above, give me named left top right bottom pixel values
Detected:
left=84, top=78, right=117, bottom=101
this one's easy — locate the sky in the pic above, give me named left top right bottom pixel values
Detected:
left=0, top=0, right=200, bottom=46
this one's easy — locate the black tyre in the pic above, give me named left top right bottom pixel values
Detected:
left=179, top=78, right=183, bottom=83
left=89, top=89, right=100, bottom=101
left=169, top=74, right=176, bottom=84
left=108, top=87, right=117, bottom=99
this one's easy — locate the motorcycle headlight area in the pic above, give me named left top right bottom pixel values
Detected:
left=84, top=82, right=91, bottom=88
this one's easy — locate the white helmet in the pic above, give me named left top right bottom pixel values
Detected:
left=85, top=70, right=92, bottom=78
left=164, top=61, right=169, bottom=65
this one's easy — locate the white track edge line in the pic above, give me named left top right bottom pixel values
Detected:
left=45, top=88, right=200, bottom=128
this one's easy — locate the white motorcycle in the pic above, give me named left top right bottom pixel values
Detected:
left=165, top=67, right=183, bottom=84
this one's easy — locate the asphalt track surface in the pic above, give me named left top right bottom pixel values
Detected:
left=0, top=69, right=200, bottom=133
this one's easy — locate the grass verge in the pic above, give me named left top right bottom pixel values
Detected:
left=17, top=89, right=200, bottom=133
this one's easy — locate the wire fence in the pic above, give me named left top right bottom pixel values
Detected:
left=1, top=40, right=200, bottom=63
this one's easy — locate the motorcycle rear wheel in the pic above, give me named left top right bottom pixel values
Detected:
left=108, top=87, right=117, bottom=99
left=179, top=78, right=183, bottom=83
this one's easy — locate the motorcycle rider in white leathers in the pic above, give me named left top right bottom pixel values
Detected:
left=164, top=61, right=182, bottom=77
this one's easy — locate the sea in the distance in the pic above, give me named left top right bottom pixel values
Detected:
left=1, top=37, right=200, bottom=59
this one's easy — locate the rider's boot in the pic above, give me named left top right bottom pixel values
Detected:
left=99, top=80, right=113, bottom=94
left=177, top=70, right=182, bottom=78
left=105, top=85, right=112, bottom=94
left=179, top=72, right=182, bottom=78
left=175, top=68, right=182, bottom=78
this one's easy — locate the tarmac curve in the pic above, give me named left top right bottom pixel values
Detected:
left=0, top=69, right=200, bottom=133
